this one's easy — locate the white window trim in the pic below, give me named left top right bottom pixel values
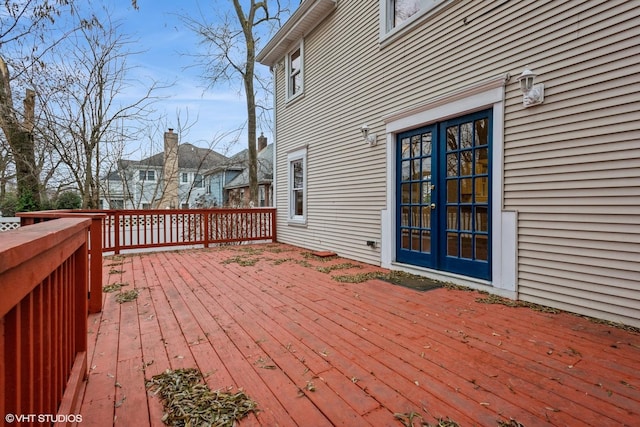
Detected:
left=381, top=74, right=517, bottom=296
left=379, top=0, right=453, bottom=46
left=285, top=41, right=304, bottom=102
left=287, top=147, right=307, bottom=224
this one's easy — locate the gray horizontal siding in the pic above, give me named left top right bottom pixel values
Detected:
left=271, top=0, right=639, bottom=325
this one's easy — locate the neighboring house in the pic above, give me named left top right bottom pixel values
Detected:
left=257, top=1, right=640, bottom=327
left=102, top=129, right=228, bottom=209
left=224, top=139, right=274, bottom=207
left=201, top=164, right=244, bottom=207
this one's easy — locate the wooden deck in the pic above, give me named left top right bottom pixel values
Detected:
left=78, top=243, right=640, bottom=426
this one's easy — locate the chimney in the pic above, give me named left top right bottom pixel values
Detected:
left=258, top=132, right=267, bottom=152
left=161, top=128, right=179, bottom=209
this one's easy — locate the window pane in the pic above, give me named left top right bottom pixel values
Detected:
left=292, top=73, right=302, bottom=95
left=401, top=206, right=410, bottom=226
left=460, top=150, right=472, bottom=176
left=421, top=132, right=432, bottom=155
left=139, top=170, right=145, bottom=180
left=294, top=190, right=303, bottom=216
left=401, top=137, right=411, bottom=159
left=447, top=180, right=458, bottom=203
left=460, top=122, right=473, bottom=148
left=411, top=135, right=421, bottom=157
left=446, top=153, right=458, bottom=176
left=421, top=207, right=431, bottom=228
left=475, top=118, right=488, bottom=146
left=421, top=158, right=431, bottom=179
left=447, top=206, right=457, bottom=229
left=411, top=229, right=420, bottom=251
left=290, top=49, right=300, bottom=74
left=475, top=206, right=488, bottom=232
left=460, top=206, right=472, bottom=231
left=446, top=126, right=458, bottom=151
left=148, top=171, right=155, bottom=181
left=421, top=231, right=431, bottom=253
left=447, top=232, right=458, bottom=257
left=402, top=160, right=411, bottom=181
left=421, top=182, right=431, bottom=204
left=411, top=206, right=420, bottom=227
left=475, top=147, right=488, bottom=174
left=475, top=176, right=488, bottom=203
left=401, top=229, right=410, bottom=249
left=461, top=178, right=473, bottom=203
left=411, top=159, right=420, bottom=179
left=461, top=233, right=473, bottom=259
left=411, top=183, right=420, bottom=203
left=476, top=235, right=488, bottom=261
left=401, top=183, right=410, bottom=203
left=293, top=160, right=303, bottom=188
left=394, top=0, right=421, bottom=27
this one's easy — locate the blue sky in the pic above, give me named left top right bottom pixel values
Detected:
left=107, top=0, right=285, bottom=157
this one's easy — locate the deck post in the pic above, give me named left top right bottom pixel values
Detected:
left=114, top=211, right=121, bottom=254
left=204, top=211, right=210, bottom=248
left=88, top=217, right=103, bottom=313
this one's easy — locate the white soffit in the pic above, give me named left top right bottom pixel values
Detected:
left=257, top=0, right=337, bottom=67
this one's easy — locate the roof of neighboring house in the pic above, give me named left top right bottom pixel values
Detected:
left=224, top=144, right=274, bottom=189
left=104, top=144, right=228, bottom=181
left=135, top=143, right=228, bottom=169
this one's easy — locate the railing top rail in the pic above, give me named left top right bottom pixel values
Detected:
left=17, top=210, right=106, bottom=219
left=0, top=217, right=91, bottom=275
left=74, top=207, right=276, bottom=214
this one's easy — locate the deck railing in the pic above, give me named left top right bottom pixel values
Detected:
left=97, top=208, right=277, bottom=254
left=0, top=218, right=90, bottom=425
left=17, top=208, right=277, bottom=312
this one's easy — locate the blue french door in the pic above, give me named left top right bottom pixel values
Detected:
left=396, top=110, right=492, bottom=280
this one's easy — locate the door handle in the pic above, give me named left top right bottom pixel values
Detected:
left=430, top=203, right=436, bottom=210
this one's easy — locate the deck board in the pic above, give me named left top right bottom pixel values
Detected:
left=78, top=244, right=640, bottom=426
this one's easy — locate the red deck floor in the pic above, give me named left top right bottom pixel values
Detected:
left=78, top=243, right=640, bottom=426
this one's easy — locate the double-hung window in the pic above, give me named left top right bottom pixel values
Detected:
left=194, top=174, right=204, bottom=188
left=382, top=0, right=448, bottom=36
left=286, top=42, right=304, bottom=100
left=139, top=170, right=155, bottom=181
left=287, top=148, right=307, bottom=223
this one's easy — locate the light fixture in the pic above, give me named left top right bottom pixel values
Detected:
left=360, top=124, right=377, bottom=147
left=517, top=66, right=544, bottom=107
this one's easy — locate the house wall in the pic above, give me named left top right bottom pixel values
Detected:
left=271, top=0, right=639, bottom=326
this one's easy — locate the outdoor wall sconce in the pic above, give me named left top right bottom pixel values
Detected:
left=361, top=124, right=377, bottom=147
left=517, top=67, right=544, bottom=107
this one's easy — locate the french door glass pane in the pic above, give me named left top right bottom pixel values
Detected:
left=401, top=229, right=410, bottom=249
left=475, top=206, right=488, bottom=232
left=460, top=206, right=472, bottom=231
left=461, top=233, right=473, bottom=259
left=447, top=232, right=458, bottom=256
left=402, top=160, right=410, bottom=180
left=422, top=133, right=432, bottom=155
left=401, top=137, right=411, bottom=158
left=447, top=153, right=458, bottom=176
left=421, top=231, right=431, bottom=253
left=447, top=180, right=458, bottom=203
left=401, top=206, right=409, bottom=226
left=476, top=235, right=488, bottom=261
left=460, top=122, right=473, bottom=148
left=446, top=126, right=458, bottom=150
